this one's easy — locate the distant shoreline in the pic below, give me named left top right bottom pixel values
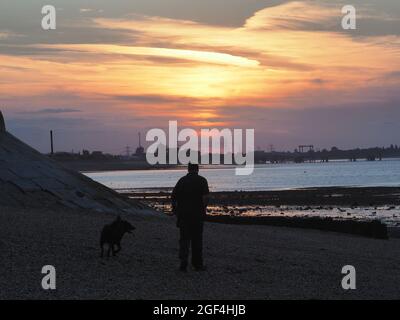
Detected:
left=124, top=186, right=400, bottom=206
left=59, top=157, right=400, bottom=173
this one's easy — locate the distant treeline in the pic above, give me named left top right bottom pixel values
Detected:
left=254, top=145, right=400, bottom=163
left=49, top=144, right=400, bottom=165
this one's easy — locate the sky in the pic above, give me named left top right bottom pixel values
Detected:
left=0, top=0, right=399, bottom=154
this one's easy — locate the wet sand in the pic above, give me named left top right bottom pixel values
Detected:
left=1, top=206, right=399, bottom=299
left=129, top=187, right=400, bottom=227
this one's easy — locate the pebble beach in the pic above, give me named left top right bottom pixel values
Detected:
left=1, top=206, right=399, bottom=299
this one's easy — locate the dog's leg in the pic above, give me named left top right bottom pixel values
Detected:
left=114, top=243, right=121, bottom=255
left=100, top=244, right=104, bottom=258
left=107, top=244, right=112, bottom=257
left=112, top=244, right=116, bottom=256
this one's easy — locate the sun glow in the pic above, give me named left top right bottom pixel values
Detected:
left=1, top=1, right=399, bottom=131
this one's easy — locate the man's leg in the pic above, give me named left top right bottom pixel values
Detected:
left=191, top=223, right=204, bottom=269
left=179, top=227, right=190, bottom=271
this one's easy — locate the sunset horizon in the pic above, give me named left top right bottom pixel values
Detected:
left=1, top=0, right=399, bottom=153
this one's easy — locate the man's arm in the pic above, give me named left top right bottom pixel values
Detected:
left=202, top=178, right=210, bottom=212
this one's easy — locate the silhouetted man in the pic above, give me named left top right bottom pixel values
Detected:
left=172, top=163, right=209, bottom=272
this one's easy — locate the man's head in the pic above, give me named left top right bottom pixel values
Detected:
left=188, top=163, right=199, bottom=173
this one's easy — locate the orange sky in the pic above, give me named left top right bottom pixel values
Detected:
left=1, top=1, right=400, bottom=152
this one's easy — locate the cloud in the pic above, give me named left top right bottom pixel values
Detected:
left=1, top=1, right=400, bottom=151
left=244, top=1, right=339, bottom=31
left=111, top=94, right=199, bottom=104
left=0, top=30, right=22, bottom=40
left=19, top=108, right=82, bottom=115
left=2, top=1, right=399, bottom=106
left=243, top=1, right=400, bottom=37
left=38, top=44, right=260, bottom=68
left=385, top=71, right=400, bottom=79
left=80, top=8, right=94, bottom=13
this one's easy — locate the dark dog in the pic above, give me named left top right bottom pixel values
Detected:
left=100, top=216, right=136, bottom=257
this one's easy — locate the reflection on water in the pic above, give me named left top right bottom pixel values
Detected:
left=85, top=159, right=400, bottom=192
left=148, top=203, right=400, bottom=226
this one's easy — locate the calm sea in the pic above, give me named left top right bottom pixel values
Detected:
left=84, top=159, right=400, bottom=192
